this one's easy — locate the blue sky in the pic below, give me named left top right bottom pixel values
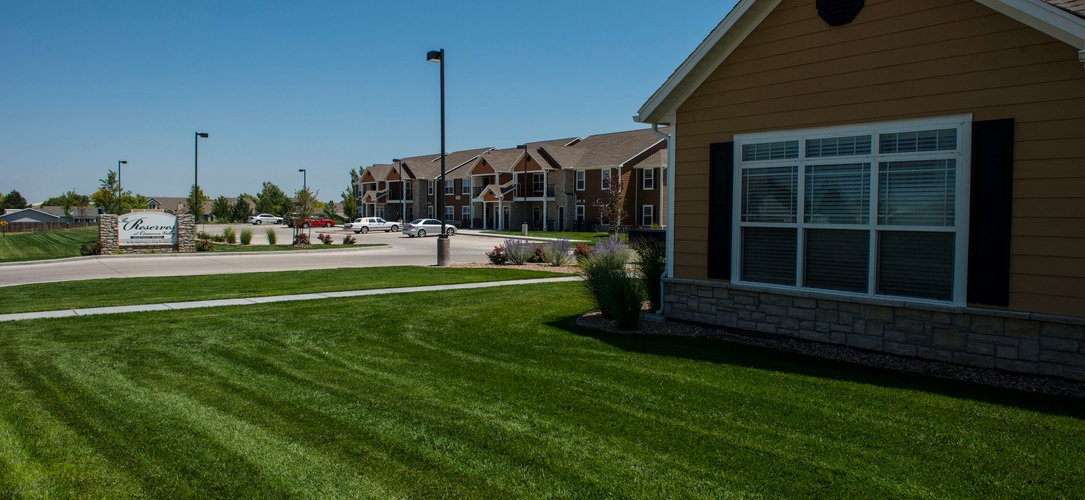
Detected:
left=1, top=1, right=737, bottom=205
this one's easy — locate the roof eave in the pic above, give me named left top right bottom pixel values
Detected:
left=976, top=0, right=1085, bottom=57
left=635, top=0, right=781, bottom=125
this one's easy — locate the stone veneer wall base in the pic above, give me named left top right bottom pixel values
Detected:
left=664, top=278, right=1085, bottom=382
left=99, top=213, right=196, bottom=254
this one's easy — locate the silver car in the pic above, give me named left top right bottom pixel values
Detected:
left=402, top=219, right=456, bottom=237
left=248, top=213, right=283, bottom=225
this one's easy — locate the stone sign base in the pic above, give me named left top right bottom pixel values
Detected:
left=99, top=211, right=195, bottom=254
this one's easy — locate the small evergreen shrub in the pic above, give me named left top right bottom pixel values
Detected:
left=239, top=228, right=253, bottom=245
left=80, top=241, right=102, bottom=256
left=222, top=226, right=237, bottom=244
left=486, top=246, right=508, bottom=265
left=265, top=227, right=277, bottom=245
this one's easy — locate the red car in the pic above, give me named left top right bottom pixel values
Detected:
left=288, top=216, right=336, bottom=228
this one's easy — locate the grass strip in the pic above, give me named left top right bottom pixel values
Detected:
left=0, top=227, right=98, bottom=262
left=0, top=283, right=1082, bottom=498
left=479, top=230, right=618, bottom=242
left=205, top=243, right=382, bottom=252
left=0, top=266, right=572, bottom=314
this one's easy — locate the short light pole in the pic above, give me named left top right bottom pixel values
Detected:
left=299, top=168, right=307, bottom=190
left=427, top=48, right=450, bottom=266
left=517, top=144, right=529, bottom=235
left=117, top=160, right=127, bottom=214
left=194, top=132, right=209, bottom=222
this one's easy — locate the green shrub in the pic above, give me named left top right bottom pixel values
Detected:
left=486, top=246, right=508, bottom=265
left=503, top=239, right=535, bottom=265
left=80, top=241, right=102, bottom=256
left=632, top=239, right=666, bottom=311
left=542, top=238, right=572, bottom=266
left=265, top=227, right=277, bottom=245
left=195, top=239, right=214, bottom=252
left=239, top=228, right=253, bottom=245
left=580, top=236, right=642, bottom=330
left=222, top=226, right=237, bottom=244
left=196, top=231, right=213, bottom=240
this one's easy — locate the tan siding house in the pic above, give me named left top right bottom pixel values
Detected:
left=637, top=0, right=1085, bottom=380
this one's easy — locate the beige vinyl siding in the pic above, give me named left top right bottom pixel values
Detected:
left=672, top=0, right=1085, bottom=317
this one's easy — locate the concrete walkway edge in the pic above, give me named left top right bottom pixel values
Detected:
left=0, top=277, right=582, bottom=322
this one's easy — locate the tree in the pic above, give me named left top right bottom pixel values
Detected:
left=91, top=171, right=121, bottom=214
left=342, top=167, right=359, bottom=221
left=118, top=193, right=148, bottom=213
left=187, top=184, right=210, bottom=221
left=291, top=186, right=319, bottom=246
left=593, top=169, right=627, bottom=235
left=211, top=196, right=233, bottom=222
left=322, top=199, right=338, bottom=221
left=255, top=182, right=291, bottom=216
left=231, top=194, right=254, bottom=223
left=1, top=190, right=29, bottom=210
left=44, top=190, right=82, bottom=217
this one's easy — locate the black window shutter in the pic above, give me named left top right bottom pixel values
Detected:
left=967, top=119, right=1014, bottom=306
left=708, top=142, right=734, bottom=280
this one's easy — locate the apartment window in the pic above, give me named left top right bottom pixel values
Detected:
left=643, top=169, right=655, bottom=190
left=405, top=182, right=413, bottom=198
left=601, top=169, right=612, bottom=190
left=642, top=205, right=654, bottom=226
left=461, top=178, right=471, bottom=195
left=734, top=117, right=967, bottom=303
left=576, top=171, right=585, bottom=191
left=575, top=205, right=585, bottom=221
left=533, top=173, right=543, bottom=194
left=427, top=204, right=434, bottom=218
left=461, top=205, right=470, bottom=223
left=444, top=180, right=454, bottom=195
left=428, top=180, right=434, bottom=196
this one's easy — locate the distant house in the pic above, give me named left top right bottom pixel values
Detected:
left=1, top=206, right=100, bottom=224
left=635, top=0, right=1085, bottom=380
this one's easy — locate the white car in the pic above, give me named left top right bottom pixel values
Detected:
left=249, top=213, right=283, bottom=225
left=344, top=217, right=400, bottom=234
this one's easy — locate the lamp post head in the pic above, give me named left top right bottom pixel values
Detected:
left=196, top=132, right=209, bottom=138
left=427, top=50, right=443, bottom=63
left=299, top=168, right=306, bottom=173
left=119, top=160, right=127, bottom=165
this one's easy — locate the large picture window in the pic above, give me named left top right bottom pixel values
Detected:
left=733, top=117, right=969, bottom=303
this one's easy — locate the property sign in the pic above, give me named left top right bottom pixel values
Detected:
left=118, top=212, right=178, bottom=246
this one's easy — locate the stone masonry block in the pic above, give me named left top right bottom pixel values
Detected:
left=918, top=347, right=953, bottom=362
left=1005, top=319, right=1040, bottom=338
left=933, top=329, right=967, bottom=350
left=996, top=359, right=1038, bottom=375
left=895, top=318, right=926, bottom=335
left=1040, top=337, right=1079, bottom=352
left=847, top=334, right=884, bottom=351
left=760, top=293, right=791, bottom=306
left=971, top=315, right=1005, bottom=335
left=1042, top=323, right=1085, bottom=340
left=996, top=345, right=1019, bottom=360
left=793, top=297, right=817, bottom=309
left=1019, top=340, right=1040, bottom=361
left=788, top=307, right=816, bottom=321
left=954, top=352, right=996, bottom=369
left=885, top=342, right=917, bottom=357
left=865, top=305, right=895, bottom=323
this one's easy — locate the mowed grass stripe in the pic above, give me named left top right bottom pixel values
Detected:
left=0, top=266, right=573, bottom=314
left=0, top=227, right=98, bottom=263
left=0, top=283, right=1082, bottom=498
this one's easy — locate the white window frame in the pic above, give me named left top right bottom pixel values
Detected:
left=444, top=180, right=454, bottom=195
left=575, top=170, right=585, bottom=191
left=601, top=169, right=612, bottom=191
left=428, top=180, right=434, bottom=196
left=533, top=173, right=544, bottom=194
left=575, top=205, right=585, bottom=221
left=731, top=115, right=972, bottom=306
left=461, top=178, right=471, bottom=195
left=642, top=205, right=654, bottom=226
left=643, top=169, right=655, bottom=190
left=444, top=205, right=454, bottom=221
left=427, top=204, right=434, bottom=218
left=461, top=205, right=471, bottom=222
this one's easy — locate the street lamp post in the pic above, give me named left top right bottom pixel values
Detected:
left=393, top=159, right=406, bottom=223
left=117, top=160, right=127, bottom=214
left=299, top=169, right=307, bottom=190
left=194, top=132, right=209, bottom=221
left=427, top=48, right=450, bottom=266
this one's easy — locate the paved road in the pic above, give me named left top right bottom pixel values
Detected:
left=0, top=229, right=506, bottom=287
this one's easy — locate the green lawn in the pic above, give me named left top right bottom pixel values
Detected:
left=206, top=242, right=383, bottom=252
left=0, top=266, right=572, bottom=314
left=0, top=227, right=98, bottom=262
left=480, top=230, right=619, bottom=242
left=0, top=282, right=1082, bottom=498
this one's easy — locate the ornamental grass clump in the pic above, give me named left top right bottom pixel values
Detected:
left=265, top=227, right=277, bottom=245
left=581, top=236, right=642, bottom=330
left=632, top=239, right=666, bottom=311
left=239, top=228, right=253, bottom=245
left=503, top=239, right=536, bottom=265
left=542, top=238, right=572, bottom=266
left=222, top=226, right=237, bottom=245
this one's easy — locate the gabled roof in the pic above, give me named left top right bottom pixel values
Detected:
left=538, top=128, right=668, bottom=169
left=364, top=164, right=393, bottom=183
left=474, top=148, right=527, bottom=174
left=401, top=147, right=494, bottom=180
left=635, top=0, right=1085, bottom=124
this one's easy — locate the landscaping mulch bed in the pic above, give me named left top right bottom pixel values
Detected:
left=578, top=311, right=1085, bottom=399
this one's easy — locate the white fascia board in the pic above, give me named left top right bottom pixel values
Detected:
left=974, top=0, right=1085, bottom=53
left=635, top=0, right=782, bottom=125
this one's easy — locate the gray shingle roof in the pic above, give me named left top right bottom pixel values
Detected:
left=540, top=128, right=668, bottom=169
left=1042, top=0, right=1085, bottom=18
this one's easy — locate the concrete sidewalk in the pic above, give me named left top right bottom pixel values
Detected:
left=0, top=276, right=581, bottom=322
